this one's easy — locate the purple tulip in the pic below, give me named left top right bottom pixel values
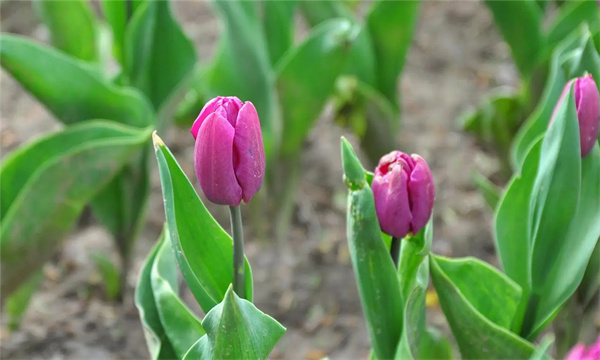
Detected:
left=566, top=336, right=600, bottom=360
left=551, top=75, right=599, bottom=157
left=372, top=151, right=435, bottom=239
left=191, top=96, right=265, bottom=206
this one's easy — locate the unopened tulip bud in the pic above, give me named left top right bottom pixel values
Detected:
left=191, top=96, right=265, bottom=206
left=372, top=151, right=435, bottom=239
left=551, top=75, right=599, bottom=157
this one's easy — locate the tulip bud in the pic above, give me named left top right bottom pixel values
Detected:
left=551, top=75, right=599, bottom=157
left=191, top=96, right=266, bottom=206
left=566, top=336, right=600, bottom=360
left=372, top=151, right=435, bottom=239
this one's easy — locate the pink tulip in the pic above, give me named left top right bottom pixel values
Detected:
left=191, top=96, right=265, bottom=206
left=372, top=151, right=435, bottom=239
left=551, top=75, right=599, bottom=157
left=566, top=336, right=600, bottom=360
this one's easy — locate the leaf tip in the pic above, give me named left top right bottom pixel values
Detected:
left=152, top=131, right=164, bottom=150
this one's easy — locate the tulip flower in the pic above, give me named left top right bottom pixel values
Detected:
left=551, top=75, right=599, bottom=157
left=191, top=96, right=266, bottom=206
left=566, top=336, right=600, bottom=360
left=372, top=151, right=435, bottom=239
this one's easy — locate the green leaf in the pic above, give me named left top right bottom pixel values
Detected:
left=546, top=0, right=600, bottom=49
left=334, top=78, right=398, bottom=163
left=207, top=0, right=278, bottom=159
left=0, top=34, right=153, bottom=127
left=100, top=0, right=131, bottom=66
left=298, top=0, right=353, bottom=27
left=341, top=138, right=403, bottom=360
left=151, top=231, right=205, bottom=359
left=124, top=0, right=196, bottom=121
left=33, top=0, right=99, bottom=62
left=4, top=270, right=43, bottom=331
left=366, top=0, right=420, bottom=106
left=531, top=146, right=600, bottom=336
left=262, top=1, right=296, bottom=66
left=92, top=253, right=121, bottom=301
left=494, top=139, right=542, bottom=290
left=90, top=149, right=150, bottom=264
left=183, top=285, right=285, bottom=360
left=529, top=334, right=554, bottom=360
left=580, top=240, right=600, bottom=307
left=277, top=19, right=358, bottom=155
left=0, top=121, right=151, bottom=297
left=152, top=132, right=253, bottom=313
left=512, top=25, right=598, bottom=169
left=472, top=171, right=501, bottom=210
left=430, top=255, right=536, bottom=359
left=528, top=86, right=581, bottom=301
left=484, top=0, right=545, bottom=79
left=417, top=327, right=453, bottom=360
left=462, top=92, right=526, bottom=168
left=135, top=233, right=178, bottom=360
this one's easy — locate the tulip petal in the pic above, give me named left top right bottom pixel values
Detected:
left=195, top=113, right=242, bottom=206
left=575, top=75, right=599, bottom=157
left=408, top=155, right=435, bottom=233
left=372, top=165, right=412, bottom=239
left=233, top=102, right=266, bottom=203
left=191, top=97, right=222, bottom=139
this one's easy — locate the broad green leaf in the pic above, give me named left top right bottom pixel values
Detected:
left=341, top=138, right=403, bottom=360
left=531, top=145, right=600, bottom=336
left=135, top=234, right=178, bottom=360
left=417, top=327, right=453, bottom=360
left=0, top=121, right=151, bottom=297
left=528, top=86, right=581, bottom=300
left=547, top=1, right=600, bottom=49
left=394, top=222, right=432, bottom=359
left=91, top=149, right=150, bottom=265
left=151, top=232, right=205, bottom=359
left=262, top=1, right=296, bottom=66
left=430, top=255, right=536, bottom=359
left=494, top=139, right=542, bottom=291
left=484, top=0, right=545, bottom=79
left=183, top=285, right=285, bottom=360
left=207, top=0, right=278, bottom=158
left=4, top=270, right=43, bottom=331
left=277, top=19, right=358, bottom=155
left=472, top=171, right=501, bottom=210
left=366, top=0, right=420, bottom=107
left=152, top=132, right=253, bottom=313
left=438, top=256, right=522, bottom=329
left=124, top=0, right=196, bottom=123
left=0, top=35, right=152, bottom=127
left=92, top=253, right=121, bottom=301
left=33, top=0, right=99, bottom=62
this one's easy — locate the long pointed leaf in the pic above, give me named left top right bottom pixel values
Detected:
left=0, top=121, right=151, bottom=296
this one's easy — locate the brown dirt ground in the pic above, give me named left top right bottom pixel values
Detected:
left=0, top=1, right=535, bottom=359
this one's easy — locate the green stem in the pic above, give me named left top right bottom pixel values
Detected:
left=229, top=206, right=245, bottom=298
left=390, top=237, right=401, bottom=268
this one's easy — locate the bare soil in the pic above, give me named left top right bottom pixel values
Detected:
left=0, top=1, right=524, bottom=359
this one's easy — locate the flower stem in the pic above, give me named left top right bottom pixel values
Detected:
left=390, top=237, right=401, bottom=268
left=229, top=206, right=245, bottom=298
